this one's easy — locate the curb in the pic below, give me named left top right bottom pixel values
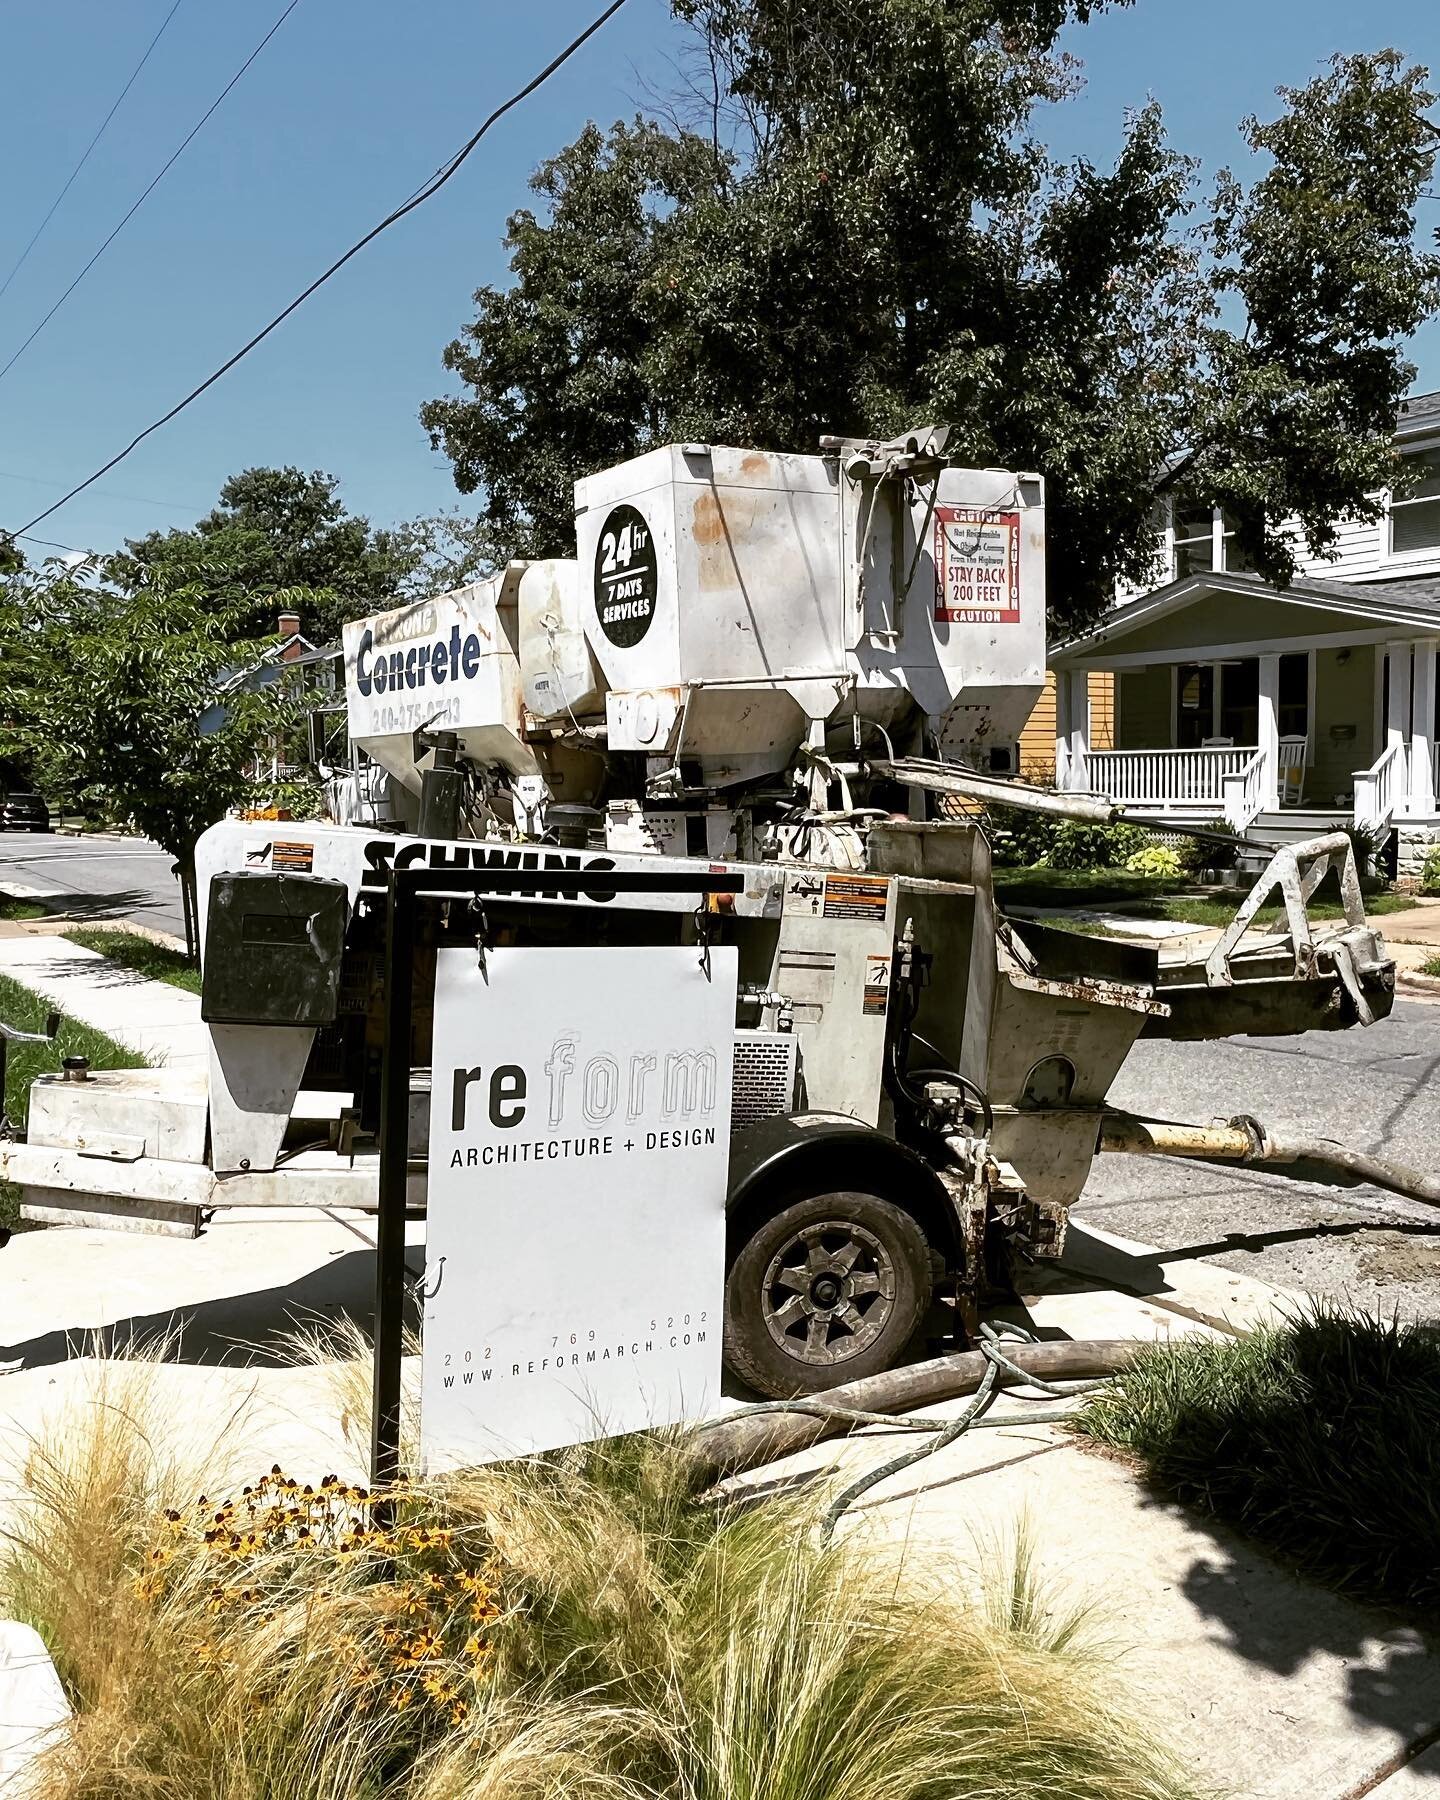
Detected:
left=1396, top=969, right=1440, bottom=998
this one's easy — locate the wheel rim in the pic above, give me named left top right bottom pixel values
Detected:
left=760, top=1213, right=897, bottom=1367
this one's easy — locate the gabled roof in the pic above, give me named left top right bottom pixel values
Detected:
left=1051, top=568, right=1440, bottom=662
left=1397, top=389, right=1440, bottom=443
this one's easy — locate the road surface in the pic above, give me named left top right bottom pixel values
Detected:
left=1078, top=996, right=1440, bottom=1320
left=0, top=832, right=185, bottom=938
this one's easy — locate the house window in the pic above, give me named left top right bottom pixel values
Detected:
left=1173, top=507, right=1214, bottom=577
left=1391, top=450, right=1440, bottom=554
left=1278, top=652, right=1309, bottom=738
left=1218, top=510, right=1254, bottom=573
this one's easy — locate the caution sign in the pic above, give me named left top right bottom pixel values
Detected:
left=862, top=953, right=891, bottom=1015
left=822, top=873, right=888, bottom=922
left=594, top=504, right=659, bottom=648
left=933, top=507, right=1020, bottom=626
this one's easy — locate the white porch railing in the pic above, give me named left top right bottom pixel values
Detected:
left=1072, top=747, right=1256, bottom=810
left=1353, top=742, right=1404, bottom=834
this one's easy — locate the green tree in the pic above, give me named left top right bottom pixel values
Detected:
left=423, top=5, right=1440, bottom=635
left=0, top=561, right=299, bottom=952
left=118, top=466, right=413, bottom=645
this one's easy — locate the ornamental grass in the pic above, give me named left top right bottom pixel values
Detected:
left=2, top=1338, right=1202, bottom=1800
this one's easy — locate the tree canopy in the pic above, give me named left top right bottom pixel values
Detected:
left=0, top=560, right=299, bottom=880
left=118, top=466, right=413, bottom=645
left=422, top=2, right=1440, bottom=635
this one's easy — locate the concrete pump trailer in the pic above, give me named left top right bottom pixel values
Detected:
left=0, top=429, right=1396, bottom=1398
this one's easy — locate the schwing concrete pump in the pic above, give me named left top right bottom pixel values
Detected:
left=0, top=429, right=1396, bottom=1398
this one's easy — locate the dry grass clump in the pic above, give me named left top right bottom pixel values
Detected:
left=3, top=1337, right=1203, bottom=1800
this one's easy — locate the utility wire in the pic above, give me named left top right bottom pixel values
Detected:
left=10, top=0, right=630, bottom=539
left=0, top=0, right=303, bottom=392
left=0, top=0, right=188, bottom=306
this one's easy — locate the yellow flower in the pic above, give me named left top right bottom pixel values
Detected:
left=388, top=1684, right=413, bottom=1713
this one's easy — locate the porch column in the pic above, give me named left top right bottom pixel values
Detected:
left=1257, top=653, right=1281, bottom=812
left=1410, top=639, right=1437, bottom=817
left=1054, top=670, right=1071, bottom=786
left=1386, top=641, right=1413, bottom=814
left=1063, top=668, right=1090, bottom=789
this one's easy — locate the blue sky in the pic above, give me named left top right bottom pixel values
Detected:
left=0, top=0, right=1435, bottom=559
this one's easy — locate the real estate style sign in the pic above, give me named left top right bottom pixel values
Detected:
left=421, top=944, right=736, bottom=1470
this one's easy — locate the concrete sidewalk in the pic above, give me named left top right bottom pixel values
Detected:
left=0, top=935, right=206, bottom=1068
left=722, top=1225, right=1440, bottom=1800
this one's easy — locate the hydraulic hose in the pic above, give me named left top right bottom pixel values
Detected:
left=1099, top=1112, right=1440, bottom=1210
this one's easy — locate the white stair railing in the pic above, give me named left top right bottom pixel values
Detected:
left=1353, top=743, right=1404, bottom=833
left=1220, top=751, right=1267, bottom=831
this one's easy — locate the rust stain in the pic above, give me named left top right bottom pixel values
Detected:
left=691, top=490, right=725, bottom=547
left=740, top=452, right=770, bottom=479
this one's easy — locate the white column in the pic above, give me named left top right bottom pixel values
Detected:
left=1054, top=670, right=1071, bottom=787
left=1066, top=669, right=1090, bottom=788
left=1410, top=640, right=1437, bottom=817
left=1257, top=653, right=1281, bottom=812
left=1386, top=641, right=1413, bottom=814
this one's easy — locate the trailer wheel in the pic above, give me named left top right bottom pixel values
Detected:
left=723, top=1188, right=931, bottom=1398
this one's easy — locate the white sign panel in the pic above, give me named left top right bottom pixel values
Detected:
left=421, top=944, right=736, bottom=1470
left=343, top=583, right=514, bottom=744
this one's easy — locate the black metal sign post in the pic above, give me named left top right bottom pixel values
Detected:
left=369, top=861, right=744, bottom=1490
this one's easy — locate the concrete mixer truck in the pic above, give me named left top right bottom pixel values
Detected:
left=0, top=428, right=1395, bottom=1398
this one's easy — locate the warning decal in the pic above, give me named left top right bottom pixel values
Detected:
left=822, top=873, right=889, bottom=922
left=862, top=952, right=891, bottom=1015
left=271, top=841, right=315, bottom=873
left=933, top=507, right=1020, bottom=626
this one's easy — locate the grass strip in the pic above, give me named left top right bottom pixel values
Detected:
left=0, top=893, right=48, bottom=921
left=64, top=927, right=200, bottom=995
left=0, top=968, right=148, bottom=1230
left=1078, top=1307, right=1440, bottom=1613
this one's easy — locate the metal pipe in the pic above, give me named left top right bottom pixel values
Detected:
left=688, top=1337, right=1140, bottom=1487
left=874, top=758, right=1121, bottom=823
left=1099, top=1111, right=1440, bottom=1210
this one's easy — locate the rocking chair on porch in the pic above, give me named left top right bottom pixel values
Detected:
left=1278, top=736, right=1309, bottom=808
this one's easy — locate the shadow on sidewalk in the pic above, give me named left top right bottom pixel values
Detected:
left=0, top=1247, right=423, bottom=1371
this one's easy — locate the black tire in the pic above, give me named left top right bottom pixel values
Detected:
left=723, top=1187, right=931, bottom=1398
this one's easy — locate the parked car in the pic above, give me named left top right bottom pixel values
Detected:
left=0, top=786, right=50, bottom=832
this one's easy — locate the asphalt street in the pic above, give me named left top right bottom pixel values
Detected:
left=1079, top=996, right=1440, bottom=1319
left=0, top=832, right=185, bottom=938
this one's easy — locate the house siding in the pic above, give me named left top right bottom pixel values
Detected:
left=1116, top=666, right=1170, bottom=749
left=1018, top=671, right=1114, bottom=780
left=1290, top=515, right=1389, bottom=582
left=1310, top=644, right=1377, bottom=804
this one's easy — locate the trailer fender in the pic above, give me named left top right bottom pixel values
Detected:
left=725, top=1113, right=962, bottom=1272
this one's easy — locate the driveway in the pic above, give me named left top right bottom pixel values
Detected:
left=0, top=833, right=185, bottom=938
left=1078, top=996, right=1440, bottom=1320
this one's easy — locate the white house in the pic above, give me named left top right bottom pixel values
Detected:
left=1048, top=389, right=1440, bottom=876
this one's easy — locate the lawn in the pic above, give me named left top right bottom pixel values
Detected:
left=64, top=927, right=201, bottom=995
left=994, top=865, right=1418, bottom=933
left=0, top=968, right=149, bottom=1231
left=0, top=893, right=48, bottom=922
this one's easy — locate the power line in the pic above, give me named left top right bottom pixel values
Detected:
left=0, top=0, right=188, bottom=306
left=0, top=0, right=303, bottom=391
left=0, top=466, right=201, bottom=513
left=11, top=0, right=631, bottom=539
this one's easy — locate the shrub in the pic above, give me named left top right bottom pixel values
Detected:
left=1079, top=1306, right=1440, bottom=1612
left=1124, top=844, right=1183, bottom=879
left=1421, top=844, right=1440, bottom=894
left=982, top=803, right=1062, bottom=867
left=7, top=1343, right=1201, bottom=1800
left=1047, top=821, right=1149, bottom=870
left=1176, top=820, right=1241, bottom=876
